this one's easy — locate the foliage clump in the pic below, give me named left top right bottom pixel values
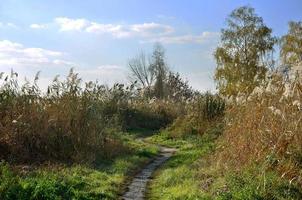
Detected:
left=214, top=6, right=276, bottom=97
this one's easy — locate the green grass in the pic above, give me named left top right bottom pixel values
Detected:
left=146, top=131, right=216, bottom=200
left=214, top=168, right=302, bottom=200
left=146, top=129, right=302, bottom=200
left=0, top=132, right=159, bottom=200
left=125, top=128, right=159, bottom=138
left=3, top=128, right=301, bottom=200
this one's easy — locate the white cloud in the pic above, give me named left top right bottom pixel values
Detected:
left=55, top=17, right=215, bottom=44
left=0, top=40, right=73, bottom=68
left=0, top=40, right=128, bottom=90
left=55, top=17, right=89, bottom=31
left=0, top=22, right=18, bottom=29
left=54, top=17, right=219, bottom=44
left=97, top=65, right=123, bottom=70
left=53, top=59, right=76, bottom=66
left=85, top=23, right=131, bottom=38
left=130, top=23, right=174, bottom=36
left=54, top=17, right=174, bottom=39
left=30, top=23, right=48, bottom=29
left=145, top=32, right=220, bottom=44
left=30, top=17, right=218, bottom=44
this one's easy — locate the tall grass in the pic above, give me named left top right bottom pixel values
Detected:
left=216, top=72, right=302, bottom=185
left=0, top=69, right=176, bottom=164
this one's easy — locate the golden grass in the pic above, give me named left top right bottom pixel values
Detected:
left=216, top=73, right=302, bottom=185
left=0, top=69, right=177, bottom=164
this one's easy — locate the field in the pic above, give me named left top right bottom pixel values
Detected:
left=1, top=3, right=302, bottom=200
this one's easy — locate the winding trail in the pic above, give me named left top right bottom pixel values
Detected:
left=122, top=146, right=176, bottom=200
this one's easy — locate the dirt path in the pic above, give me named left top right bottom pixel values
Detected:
left=121, top=146, right=176, bottom=200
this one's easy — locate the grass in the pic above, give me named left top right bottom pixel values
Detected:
left=147, top=126, right=302, bottom=200
left=146, top=130, right=217, bottom=200
left=218, top=170, right=302, bottom=199
left=2, top=68, right=300, bottom=199
left=0, top=132, right=159, bottom=200
left=0, top=69, right=175, bottom=164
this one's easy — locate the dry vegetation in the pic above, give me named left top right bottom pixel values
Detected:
left=148, top=7, right=302, bottom=199
left=147, top=72, right=302, bottom=199
left=1, top=5, right=302, bottom=200
left=167, top=93, right=225, bottom=138
left=217, top=73, right=302, bottom=184
left=0, top=69, right=178, bottom=164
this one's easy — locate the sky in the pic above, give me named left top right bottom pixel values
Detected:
left=0, top=0, right=301, bottom=91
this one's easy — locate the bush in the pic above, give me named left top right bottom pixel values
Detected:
left=166, top=93, right=225, bottom=138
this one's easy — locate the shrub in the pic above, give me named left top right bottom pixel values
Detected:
left=167, top=93, right=225, bottom=138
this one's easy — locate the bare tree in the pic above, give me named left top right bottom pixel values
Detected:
left=128, top=51, right=155, bottom=89
left=128, top=43, right=169, bottom=99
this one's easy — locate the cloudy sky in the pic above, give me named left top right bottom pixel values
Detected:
left=0, top=0, right=301, bottom=91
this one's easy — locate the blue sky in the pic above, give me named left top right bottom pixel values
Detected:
left=0, top=0, right=301, bottom=91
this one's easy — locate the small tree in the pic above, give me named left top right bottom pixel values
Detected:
left=281, top=21, right=302, bottom=65
left=214, top=6, right=276, bottom=97
left=151, top=43, right=168, bottom=99
left=165, top=72, right=194, bottom=102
